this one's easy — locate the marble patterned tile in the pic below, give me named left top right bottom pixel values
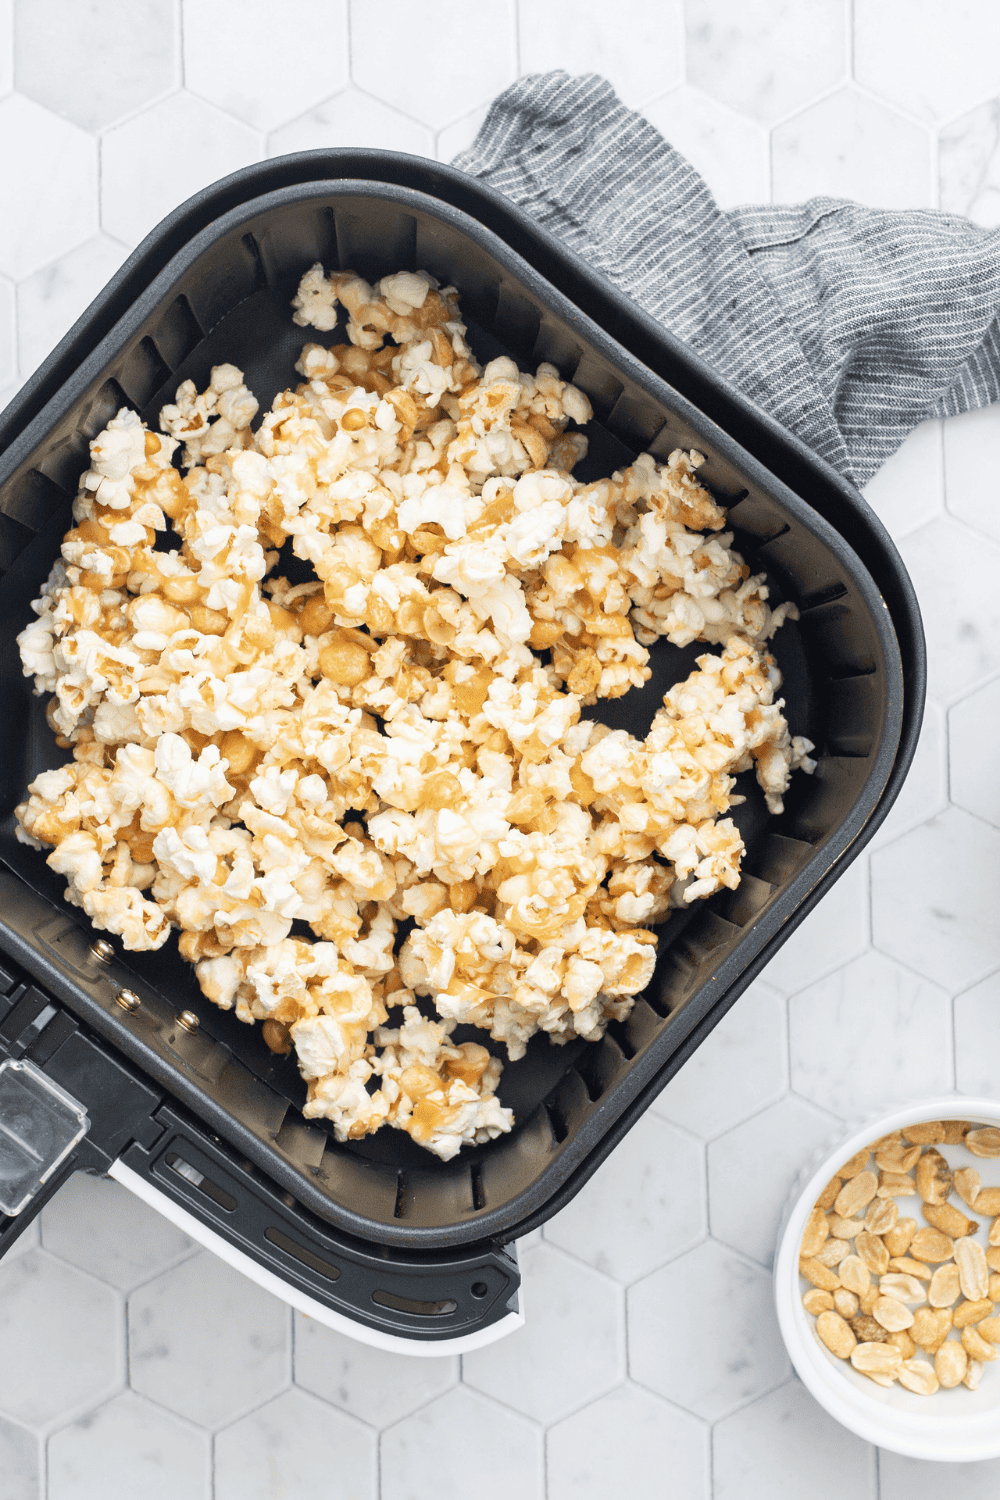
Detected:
left=756, top=853, right=869, bottom=995
left=866, top=698, right=948, bottom=854
left=880, top=1450, right=1000, bottom=1499
left=17, top=235, right=131, bottom=380
left=100, top=92, right=263, bottom=247
left=896, top=516, right=1000, bottom=703
left=350, top=0, right=517, bottom=131
left=651, top=978, right=788, bottom=1140
left=950, top=675, right=1000, bottom=829
left=1, top=1215, right=39, bottom=1263
left=772, top=90, right=933, bottom=211
left=861, top=418, right=945, bottom=543
left=713, top=1379, right=876, bottom=1500
left=436, top=102, right=492, bottom=163
left=855, top=0, right=1000, bottom=125
left=47, top=1392, right=209, bottom=1500
left=685, top=0, right=845, bottom=124
left=642, top=87, right=770, bottom=209
left=547, top=1383, right=709, bottom=1500
left=517, top=0, right=684, bottom=110
left=628, top=1239, right=790, bottom=1418
left=954, top=969, right=1000, bottom=1096
left=462, top=1244, right=624, bottom=1424
left=788, top=951, right=954, bottom=1119
left=707, top=1096, right=840, bottom=1268
left=293, top=1312, right=457, bottom=1427
left=0, top=0, right=11, bottom=97
left=128, top=1250, right=290, bottom=1429
left=942, top=402, right=1000, bottom=546
left=940, top=100, right=1000, bottom=225
left=41, top=1173, right=195, bottom=1292
left=0, top=1249, right=121, bottom=1428
left=381, top=1386, right=542, bottom=1500
left=0, top=272, right=14, bottom=387
left=215, top=1387, right=375, bottom=1500
left=0, top=95, right=98, bottom=279
left=183, top=0, right=347, bottom=131
left=543, top=1111, right=706, bottom=1283
left=14, top=0, right=179, bottom=132
left=871, top=808, right=1000, bottom=989
left=0, top=1414, right=39, bottom=1500
left=269, top=90, right=433, bottom=161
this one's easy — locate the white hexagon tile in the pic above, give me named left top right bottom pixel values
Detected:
left=4, top=6, right=1000, bottom=1499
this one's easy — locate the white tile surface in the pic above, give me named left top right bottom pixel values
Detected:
left=950, top=676, right=1000, bottom=829
left=954, top=970, right=1000, bottom=1096
left=756, top=852, right=869, bottom=995
left=772, top=89, right=933, bottom=210
left=381, top=1387, right=542, bottom=1500
left=0, top=1250, right=121, bottom=1428
left=685, top=0, right=846, bottom=124
left=350, top=0, right=518, bottom=131
left=896, top=516, right=1000, bottom=702
left=3, top=9, right=1000, bottom=1498
left=47, top=1392, right=209, bottom=1500
left=100, top=92, right=263, bottom=246
left=269, top=90, right=433, bottom=160
left=861, top=418, right=944, bottom=543
left=871, top=807, right=1000, bottom=988
left=128, top=1251, right=289, bottom=1429
left=879, top=1451, right=1000, bottom=1499
left=518, top=0, right=685, bottom=110
left=14, top=0, right=179, bottom=132
left=942, top=402, right=1000, bottom=545
left=0, top=95, right=98, bottom=279
left=788, top=951, right=954, bottom=1118
left=855, top=0, right=1000, bottom=124
left=651, top=978, right=788, bottom=1139
left=463, top=1244, right=624, bottom=1424
left=643, top=87, right=771, bottom=208
left=0, top=1414, right=39, bottom=1500
left=543, top=1110, right=706, bottom=1282
left=293, top=1313, right=457, bottom=1427
left=40, top=1174, right=195, bottom=1292
left=940, top=100, right=1000, bottom=225
left=16, top=235, right=131, bottom=380
left=707, top=1096, right=840, bottom=1267
left=628, top=1239, right=790, bottom=1418
left=713, top=1380, right=877, bottom=1500
left=215, top=1387, right=375, bottom=1500
left=183, top=0, right=348, bottom=131
left=547, top=1384, right=710, bottom=1500
left=866, top=698, right=947, bottom=854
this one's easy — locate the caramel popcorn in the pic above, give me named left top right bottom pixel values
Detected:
left=15, top=264, right=815, bottom=1159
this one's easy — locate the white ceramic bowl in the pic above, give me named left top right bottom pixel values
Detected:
left=774, top=1096, right=1000, bottom=1461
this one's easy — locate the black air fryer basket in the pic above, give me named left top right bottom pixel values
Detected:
left=0, top=152, right=924, bottom=1348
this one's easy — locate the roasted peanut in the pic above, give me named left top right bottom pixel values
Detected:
left=800, top=1257, right=841, bottom=1292
left=878, top=1273, right=927, bottom=1305
left=801, top=1205, right=830, bottom=1258
left=863, top=1198, right=898, bottom=1236
left=955, top=1237, right=989, bottom=1302
left=839, top=1255, right=871, bottom=1296
left=803, top=1289, right=835, bottom=1317
left=975, top=1187, right=1000, bottom=1216
left=952, top=1299, right=994, bottom=1329
left=839, top=1147, right=872, bottom=1180
left=921, top=1201, right=978, bottom=1238
left=888, top=1257, right=932, bottom=1282
left=850, top=1313, right=889, bottom=1343
left=915, top=1147, right=952, bottom=1205
left=851, top=1342, right=902, bottom=1379
left=815, top=1176, right=842, bottom=1211
left=887, top=1329, right=916, bottom=1360
left=855, top=1231, right=890, bottom=1276
left=834, top=1170, right=879, bottom=1220
left=905, top=1121, right=947, bottom=1145
left=953, top=1166, right=982, bottom=1209
left=834, top=1289, right=860, bottom=1319
left=883, top=1218, right=918, bottom=1258
left=961, top=1326, right=998, bottom=1363
left=911, top=1306, right=953, bottom=1352
left=873, top=1295, right=914, bottom=1332
left=966, top=1127, right=1000, bottom=1158
left=898, top=1357, right=939, bottom=1395
left=964, top=1359, right=984, bottom=1390
left=816, top=1310, right=857, bottom=1360
left=928, top=1263, right=962, bottom=1307
left=910, top=1228, right=956, bottom=1265
left=934, top=1339, right=968, bottom=1389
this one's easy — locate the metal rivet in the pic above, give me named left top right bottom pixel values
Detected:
left=90, top=938, right=114, bottom=963
left=176, top=1011, right=200, bottom=1033
left=115, top=988, right=141, bottom=1013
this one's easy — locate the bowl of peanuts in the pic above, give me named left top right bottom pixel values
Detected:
left=774, top=1099, right=1000, bottom=1460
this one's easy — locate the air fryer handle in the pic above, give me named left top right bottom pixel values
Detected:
left=113, top=1102, right=521, bottom=1351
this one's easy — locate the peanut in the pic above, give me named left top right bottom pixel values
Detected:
left=839, top=1255, right=871, bottom=1296
left=878, top=1273, right=927, bottom=1305
left=905, top=1121, right=946, bottom=1144
left=887, top=1329, right=916, bottom=1360
left=828, top=1214, right=865, bottom=1240
left=966, top=1127, right=1000, bottom=1158
left=965, top=1360, right=984, bottom=1390
left=800, top=1257, right=841, bottom=1292
left=839, top=1147, right=872, bottom=1180
left=873, top=1295, right=914, bottom=1332
left=955, top=1237, right=989, bottom=1302
left=855, top=1231, right=890, bottom=1276
left=910, top=1228, right=956, bottom=1265
left=928, top=1263, right=961, bottom=1307
left=883, top=1218, right=918, bottom=1258
left=953, top=1166, right=982, bottom=1209
left=977, top=1316, right=1000, bottom=1344
left=800, top=1205, right=830, bottom=1258
left=898, top=1357, right=939, bottom=1395
left=952, top=1299, right=994, bottom=1329
left=911, top=1306, right=952, bottom=1352
left=834, top=1289, right=860, bottom=1319
left=834, top=1170, right=879, bottom=1220
left=961, top=1326, right=998, bottom=1363
left=850, top=1313, right=889, bottom=1343
left=975, top=1187, right=1000, bottom=1216
left=921, top=1201, right=978, bottom=1238
left=851, top=1342, right=902, bottom=1379
left=816, top=1310, right=857, bottom=1360
left=915, top=1147, right=952, bottom=1204
left=814, top=1176, right=842, bottom=1211
left=934, top=1339, right=968, bottom=1389
left=803, top=1289, right=835, bottom=1316
left=888, top=1257, right=932, bottom=1282
left=863, top=1198, right=898, bottom=1236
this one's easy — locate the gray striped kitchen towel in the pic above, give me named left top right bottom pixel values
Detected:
left=453, top=71, right=1000, bottom=488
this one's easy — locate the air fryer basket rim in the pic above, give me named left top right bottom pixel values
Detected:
left=0, top=162, right=919, bottom=1248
